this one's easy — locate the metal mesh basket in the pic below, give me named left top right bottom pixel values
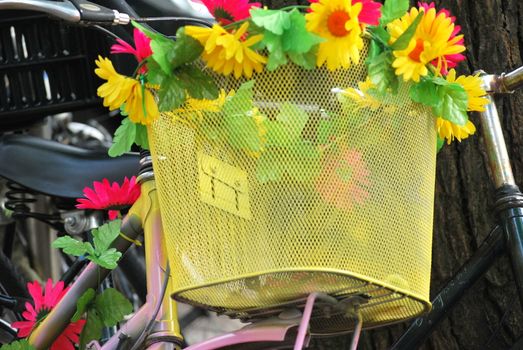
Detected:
left=148, top=41, right=436, bottom=334
left=0, top=11, right=109, bottom=131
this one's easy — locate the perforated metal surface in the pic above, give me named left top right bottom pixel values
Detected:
left=149, top=42, right=436, bottom=333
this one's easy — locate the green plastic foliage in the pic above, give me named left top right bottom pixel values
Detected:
left=367, top=51, right=398, bottom=95
left=410, top=77, right=469, bottom=126
left=380, top=0, right=410, bottom=26
left=256, top=102, right=321, bottom=183
left=0, top=340, right=34, bottom=350
left=109, top=117, right=149, bottom=157
left=77, top=288, right=132, bottom=350
left=52, top=220, right=123, bottom=270
left=251, top=8, right=323, bottom=70
left=390, top=12, right=423, bottom=51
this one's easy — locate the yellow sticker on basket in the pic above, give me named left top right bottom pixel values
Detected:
left=197, top=153, right=251, bottom=220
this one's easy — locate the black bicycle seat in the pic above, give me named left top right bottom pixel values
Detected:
left=0, top=134, right=140, bottom=199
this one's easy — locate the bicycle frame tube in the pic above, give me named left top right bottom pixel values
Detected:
left=28, top=180, right=182, bottom=349
left=102, top=179, right=181, bottom=349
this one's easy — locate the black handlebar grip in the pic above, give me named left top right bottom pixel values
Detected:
left=69, top=0, right=116, bottom=23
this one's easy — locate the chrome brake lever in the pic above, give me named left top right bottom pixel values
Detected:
left=0, top=0, right=81, bottom=22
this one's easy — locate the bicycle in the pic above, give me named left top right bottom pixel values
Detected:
left=1, top=0, right=523, bottom=349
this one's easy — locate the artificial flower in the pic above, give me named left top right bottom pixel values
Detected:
left=339, top=77, right=381, bottom=110
left=306, top=0, right=381, bottom=70
left=434, top=69, right=487, bottom=144
left=417, top=2, right=465, bottom=74
left=95, top=56, right=159, bottom=124
left=436, top=118, right=476, bottom=144
left=316, top=148, right=371, bottom=211
left=309, top=0, right=382, bottom=26
left=243, top=108, right=268, bottom=159
left=445, top=69, right=489, bottom=112
left=388, top=6, right=465, bottom=82
left=12, top=280, right=85, bottom=350
left=111, top=28, right=152, bottom=71
left=76, top=176, right=141, bottom=220
left=185, top=22, right=267, bottom=79
left=200, top=0, right=260, bottom=25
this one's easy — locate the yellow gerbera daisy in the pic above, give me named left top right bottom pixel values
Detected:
left=95, top=56, right=159, bottom=125
left=445, top=69, right=489, bottom=112
left=306, top=0, right=364, bottom=71
left=340, top=77, right=380, bottom=110
left=388, top=7, right=465, bottom=82
left=436, top=118, right=476, bottom=144
left=434, top=69, right=487, bottom=144
left=185, top=23, right=267, bottom=79
left=171, top=90, right=230, bottom=127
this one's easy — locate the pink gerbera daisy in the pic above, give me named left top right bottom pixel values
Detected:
left=111, top=28, right=152, bottom=73
left=200, top=0, right=261, bottom=25
left=76, top=176, right=141, bottom=220
left=12, top=280, right=85, bottom=350
left=418, top=2, right=465, bottom=74
left=316, top=148, right=371, bottom=211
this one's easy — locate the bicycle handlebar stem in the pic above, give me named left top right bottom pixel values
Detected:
left=478, top=73, right=517, bottom=189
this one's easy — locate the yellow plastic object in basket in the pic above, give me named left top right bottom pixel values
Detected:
left=148, top=43, right=436, bottom=334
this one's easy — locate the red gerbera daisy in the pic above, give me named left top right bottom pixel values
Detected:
left=200, top=0, right=261, bottom=25
left=12, top=280, right=85, bottom=350
left=76, top=176, right=141, bottom=220
left=111, top=28, right=152, bottom=73
left=418, top=2, right=465, bottom=74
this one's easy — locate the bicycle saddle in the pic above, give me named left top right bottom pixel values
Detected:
left=0, top=134, right=139, bottom=199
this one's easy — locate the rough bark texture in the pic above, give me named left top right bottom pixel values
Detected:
left=261, top=0, right=523, bottom=349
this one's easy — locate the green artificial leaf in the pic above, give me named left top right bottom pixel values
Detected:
left=88, top=248, right=122, bottom=270
left=223, top=80, right=255, bottom=116
left=79, top=309, right=103, bottom=350
left=437, top=136, right=445, bottom=152
left=92, top=220, right=122, bottom=254
left=158, top=76, right=186, bottom=111
left=367, top=51, right=398, bottom=95
left=135, top=124, right=150, bottom=150
left=52, top=236, right=90, bottom=256
left=170, top=27, right=204, bottom=69
left=95, top=288, right=133, bottom=327
left=0, top=340, right=35, bottom=350
left=109, top=117, right=136, bottom=157
left=390, top=12, right=423, bottom=51
left=288, top=49, right=317, bottom=70
left=256, top=150, right=284, bottom=183
left=150, top=35, right=177, bottom=74
left=317, top=118, right=333, bottom=145
left=132, top=21, right=162, bottom=41
left=380, top=0, right=410, bottom=26
left=177, top=65, right=219, bottom=100
left=266, top=102, right=309, bottom=147
left=286, top=141, right=322, bottom=182
left=256, top=9, right=322, bottom=71
left=146, top=61, right=168, bottom=86
left=250, top=8, right=292, bottom=35
left=225, top=115, right=265, bottom=154
left=368, top=26, right=390, bottom=46
left=434, top=83, right=469, bottom=126
left=282, top=10, right=323, bottom=54
left=366, top=39, right=383, bottom=65
left=72, top=289, right=96, bottom=322
left=409, top=79, right=439, bottom=107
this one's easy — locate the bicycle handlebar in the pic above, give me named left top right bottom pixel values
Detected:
left=0, top=0, right=129, bottom=24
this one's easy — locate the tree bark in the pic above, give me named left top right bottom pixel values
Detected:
left=261, top=0, right=523, bottom=348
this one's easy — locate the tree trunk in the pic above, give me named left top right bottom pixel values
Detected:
left=261, top=0, right=523, bottom=348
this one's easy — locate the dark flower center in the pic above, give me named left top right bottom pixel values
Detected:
left=214, top=7, right=235, bottom=25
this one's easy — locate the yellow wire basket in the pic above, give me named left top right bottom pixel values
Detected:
left=148, top=42, right=436, bottom=334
